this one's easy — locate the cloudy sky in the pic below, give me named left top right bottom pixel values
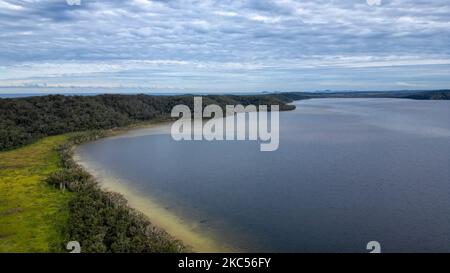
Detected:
left=0, top=0, right=450, bottom=93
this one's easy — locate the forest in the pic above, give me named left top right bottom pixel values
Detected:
left=0, top=94, right=295, bottom=151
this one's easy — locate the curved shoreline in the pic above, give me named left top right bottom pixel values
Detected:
left=73, top=122, right=236, bottom=253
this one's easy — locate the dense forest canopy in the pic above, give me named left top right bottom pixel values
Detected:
left=0, top=94, right=295, bottom=151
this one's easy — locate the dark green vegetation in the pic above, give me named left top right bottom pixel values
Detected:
left=46, top=131, right=185, bottom=253
left=0, top=94, right=294, bottom=151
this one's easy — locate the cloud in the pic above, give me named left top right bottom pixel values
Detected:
left=367, top=0, right=382, bottom=7
left=66, top=0, right=81, bottom=6
left=0, top=0, right=449, bottom=92
left=0, top=0, right=24, bottom=10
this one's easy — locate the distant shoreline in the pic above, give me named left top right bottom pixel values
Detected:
left=1, top=89, right=450, bottom=99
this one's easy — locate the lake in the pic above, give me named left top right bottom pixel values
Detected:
left=75, top=98, right=450, bottom=253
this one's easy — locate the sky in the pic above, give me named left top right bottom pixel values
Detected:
left=0, top=0, right=450, bottom=93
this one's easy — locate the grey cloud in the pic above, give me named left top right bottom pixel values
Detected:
left=0, top=0, right=449, bottom=92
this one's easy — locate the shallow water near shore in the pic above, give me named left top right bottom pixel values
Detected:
left=73, top=154, right=235, bottom=252
left=76, top=98, right=450, bottom=252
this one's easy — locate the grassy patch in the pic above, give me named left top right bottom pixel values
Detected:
left=0, top=135, right=72, bottom=253
left=0, top=130, right=184, bottom=253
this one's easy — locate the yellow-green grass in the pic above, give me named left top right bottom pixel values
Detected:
left=0, top=135, right=72, bottom=253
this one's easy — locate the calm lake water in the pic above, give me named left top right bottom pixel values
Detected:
left=76, top=98, right=450, bottom=253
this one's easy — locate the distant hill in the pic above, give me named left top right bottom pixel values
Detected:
left=277, top=90, right=450, bottom=101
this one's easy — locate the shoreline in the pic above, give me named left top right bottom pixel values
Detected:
left=72, top=121, right=236, bottom=253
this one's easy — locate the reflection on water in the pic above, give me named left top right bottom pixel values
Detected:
left=76, top=99, right=450, bottom=253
